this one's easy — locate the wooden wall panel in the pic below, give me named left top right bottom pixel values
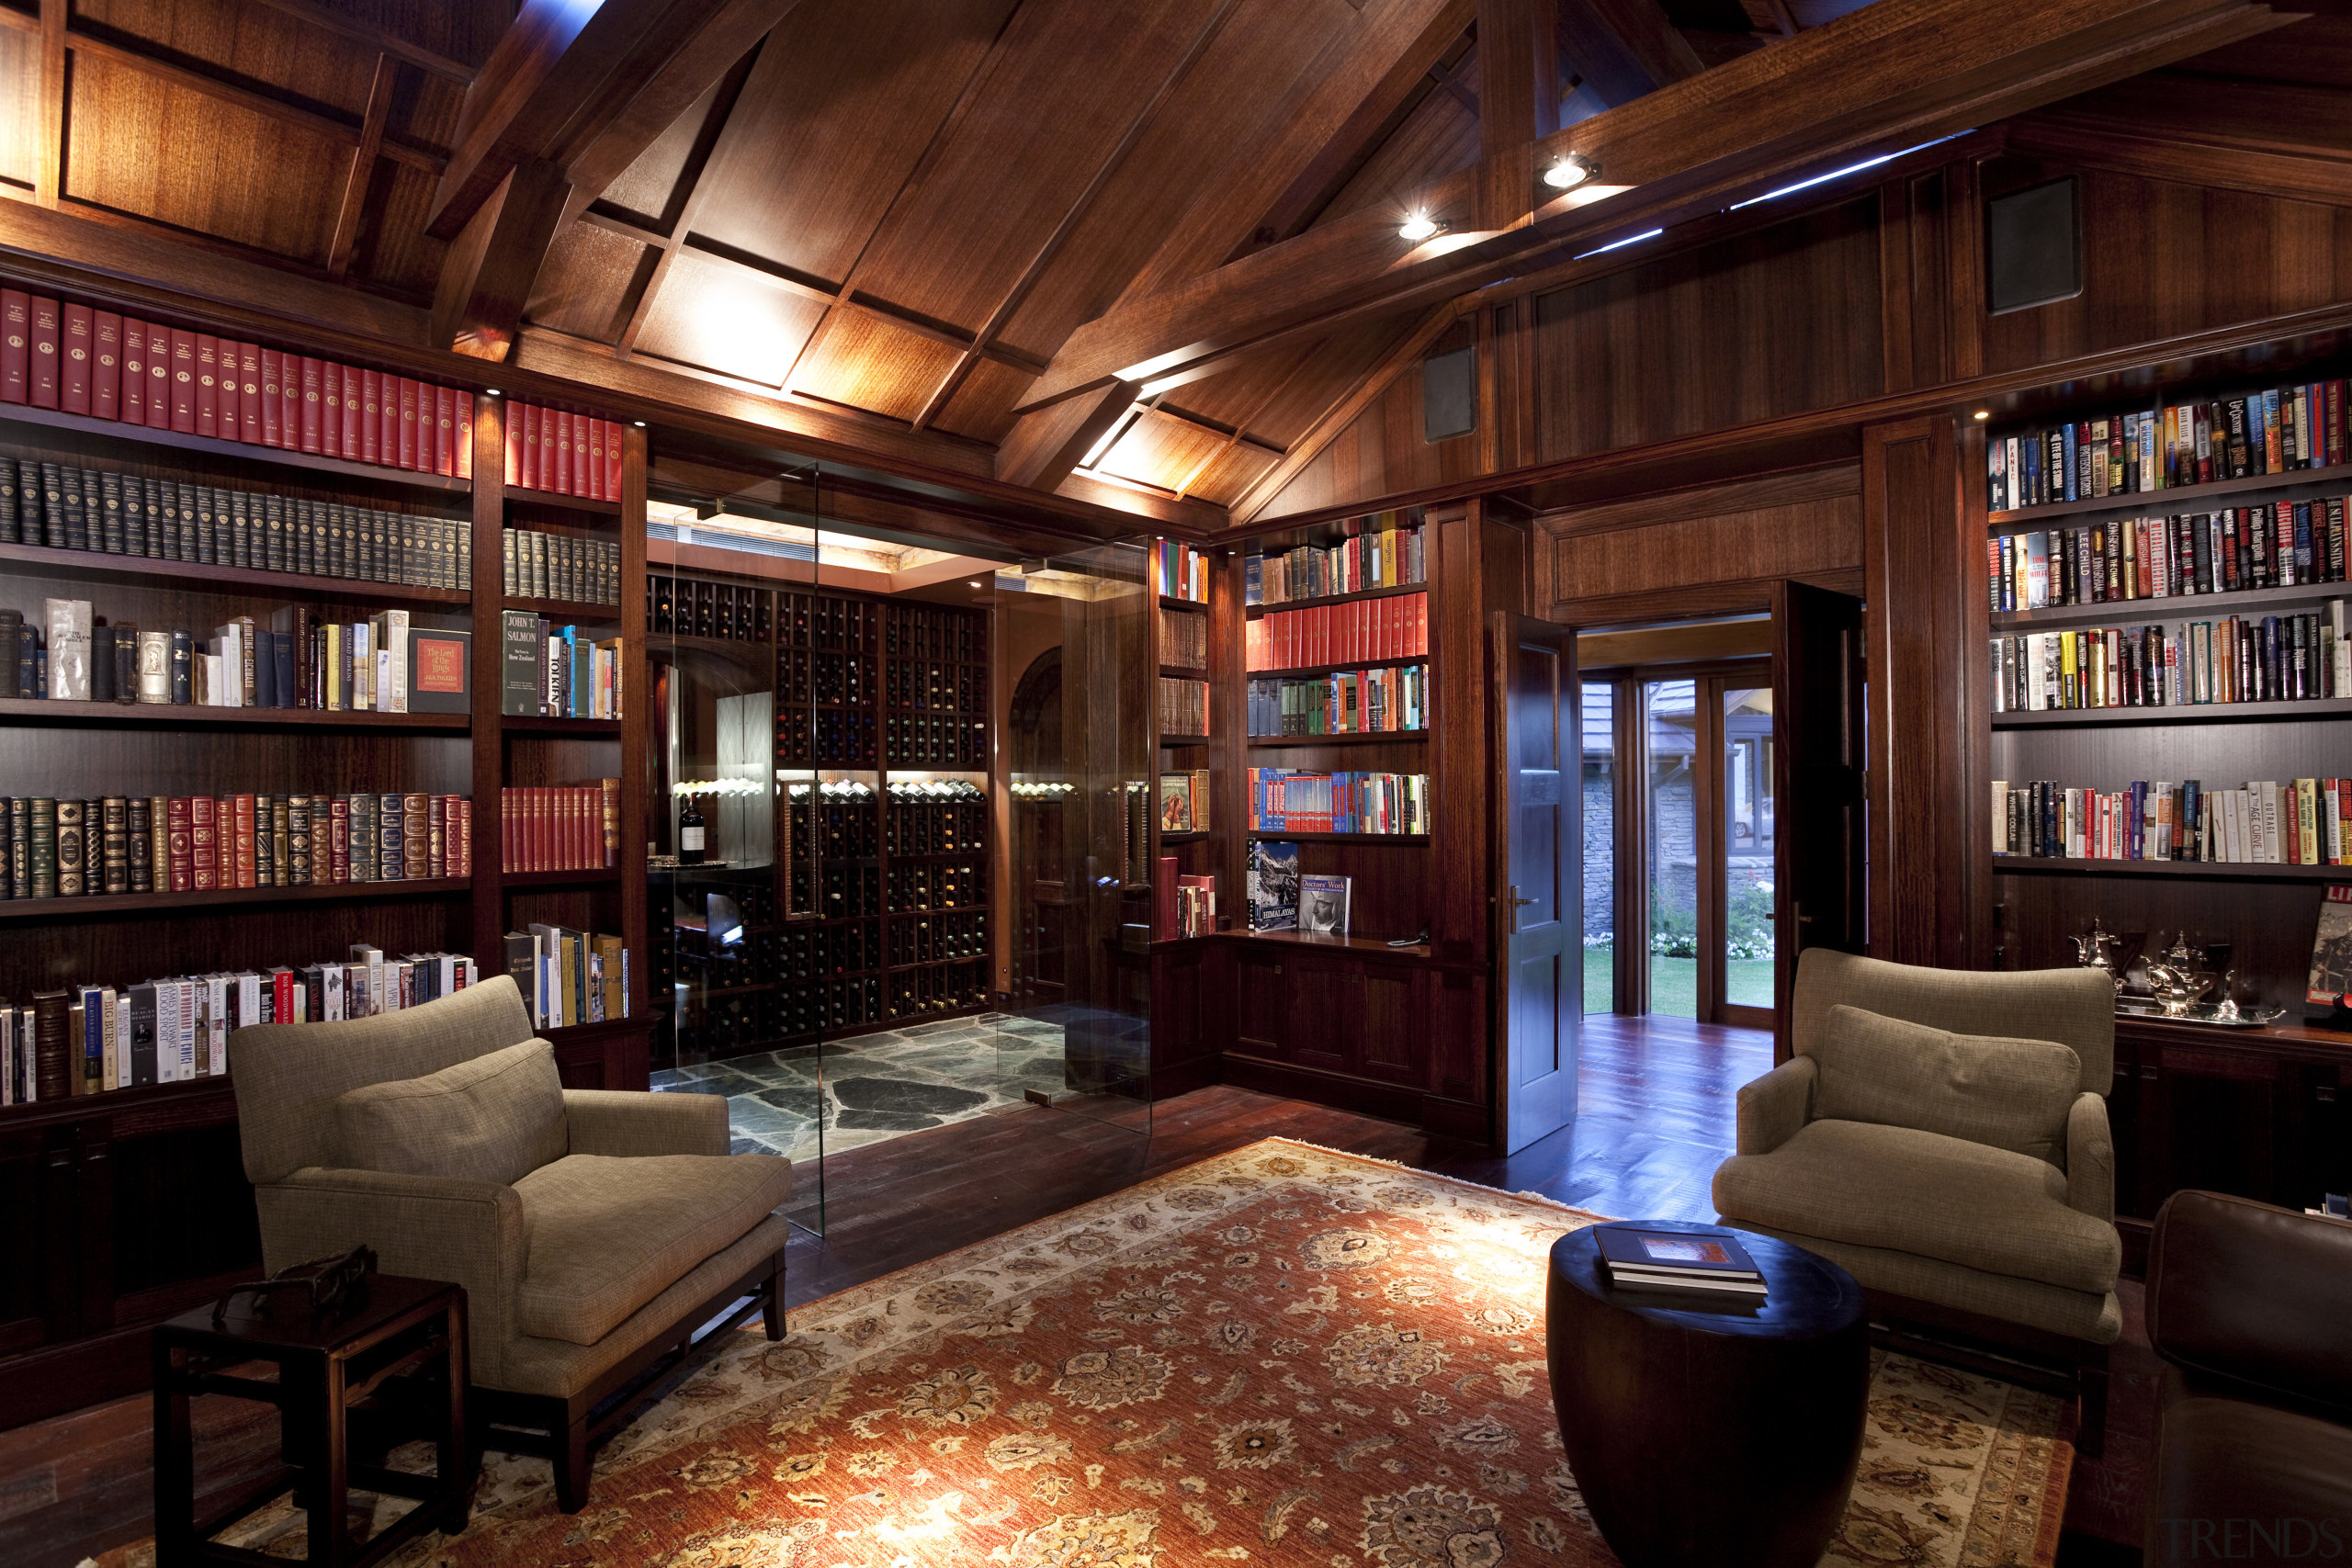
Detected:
left=1981, top=159, right=2352, bottom=375
left=1536, top=465, right=1862, bottom=615
left=1532, top=196, right=1883, bottom=464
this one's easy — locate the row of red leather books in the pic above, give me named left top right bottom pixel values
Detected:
left=500, top=783, right=620, bottom=873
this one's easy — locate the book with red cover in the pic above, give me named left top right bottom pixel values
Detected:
left=238, top=342, right=263, bottom=444
left=144, top=322, right=171, bottom=425
left=168, top=328, right=197, bottom=430
left=454, top=391, right=474, bottom=479
left=117, top=317, right=145, bottom=425
left=275, top=344, right=298, bottom=440
left=320, top=359, right=343, bottom=452
left=166, top=796, right=193, bottom=893
left=0, top=289, right=27, bottom=402
left=94, top=312, right=126, bottom=423
left=452, top=795, right=471, bottom=876
left=218, top=336, right=243, bottom=437
left=520, top=402, right=541, bottom=491
left=604, top=420, right=624, bottom=500
left=188, top=795, right=219, bottom=891
left=259, top=348, right=283, bottom=446
left=342, top=363, right=363, bottom=460
left=556, top=410, right=575, bottom=495
left=583, top=418, right=604, bottom=501
left=329, top=797, right=350, bottom=884
left=378, top=369, right=399, bottom=464
left=537, top=404, right=559, bottom=492
left=397, top=377, right=418, bottom=469
left=358, top=369, right=379, bottom=465
left=299, top=355, right=323, bottom=453
left=194, top=334, right=220, bottom=436
left=573, top=412, right=592, bottom=496
left=233, top=794, right=257, bottom=888
left=434, top=384, right=454, bottom=477
left=61, top=303, right=92, bottom=414
left=29, top=295, right=62, bottom=408
left=1156, top=854, right=1179, bottom=939
left=503, top=406, right=523, bottom=486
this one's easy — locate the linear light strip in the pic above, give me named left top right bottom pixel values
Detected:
left=1726, top=130, right=1977, bottom=212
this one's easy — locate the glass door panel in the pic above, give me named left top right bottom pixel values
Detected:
left=1643, top=679, right=1699, bottom=1018
left=1581, top=681, right=1617, bottom=1013
left=1721, top=686, right=1776, bottom=1014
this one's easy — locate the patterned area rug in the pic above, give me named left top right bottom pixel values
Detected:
left=111, top=1139, right=2074, bottom=1568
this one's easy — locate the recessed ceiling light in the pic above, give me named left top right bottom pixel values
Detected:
left=484, top=388, right=501, bottom=397
left=1398, top=212, right=1441, bottom=242
left=1973, top=410, right=1991, bottom=420
left=967, top=581, right=982, bottom=589
left=634, top=420, right=646, bottom=427
left=1543, top=153, right=1598, bottom=191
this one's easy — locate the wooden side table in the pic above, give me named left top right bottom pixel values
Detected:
left=153, top=1274, right=474, bottom=1568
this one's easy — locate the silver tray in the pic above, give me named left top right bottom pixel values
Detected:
left=2114, top=999, right=2285, bottom=1028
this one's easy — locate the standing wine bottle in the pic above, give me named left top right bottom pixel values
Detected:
left=677, top=791, right=707, bottom=865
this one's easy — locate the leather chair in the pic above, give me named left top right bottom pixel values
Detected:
left=230, top=976, right=790, bottom=1511
left=2146, top=1190, right=2352, bottom=1568
left=1712, top=949, right=2121, bottom=1448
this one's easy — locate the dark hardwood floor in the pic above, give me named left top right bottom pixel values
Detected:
left=0, top=1015, right=2145, bottom=1567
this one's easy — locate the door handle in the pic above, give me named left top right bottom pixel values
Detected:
left=1507, top=884, right=1536, bottom=935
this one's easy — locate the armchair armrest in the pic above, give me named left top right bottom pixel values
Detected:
left=2149, top=1190, right=2352, bottom=1416
left=2064, top=1092, right=2114, bottom=1222
left=1735, top=1056, right=1816, bottom=1156
left=255, top=1168, right=526, bottom=1385
left=563, top=1089, right=729, bottom=1158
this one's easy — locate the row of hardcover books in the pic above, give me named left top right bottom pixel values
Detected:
left=500, top=612, right=624, bottom=719
left=1987, top=378, right=2349, bottom=511
left=503, top=925, right=629, bottom=1031
left=1158, top=770, right=1210, bottom=833
left=501, top=784, right=620, bottom=873
left=1246, top=769, right=1430, bottom=836
left=1, top=457, right=469, bottom=587
left=504, top=527, right=621, bottom=606
left=1247, top=664, right=1427, bottom=736
left=1155, top=858, right=1216, bottom=940
left=1159, top=604, right=1207, bottom=671
left=1245, top=592, right=1428, bottom=671
left=0, top=288, right=480, bottom=477
left=0, top=602, right=469, bottom=713
left=1245, top=518, right=1425, bottom=605
left=0, top=950, right=482, bottom=1104
left=1993, top=777, right=2352, bottom=866
left=500, top=402, right=628, bottom=501
left=1989, top=610, right=2346, bottom=712
left=1154, top=540, right=1208, bottom=603
left=1989, top=498, right=2347, bottom=611
left=1158, top=675, right=1208, bottom=737
left=0, top=793, right=469, bottom=899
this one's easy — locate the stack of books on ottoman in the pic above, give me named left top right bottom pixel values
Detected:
left=1598, top=1226, right=1769, bottom=1299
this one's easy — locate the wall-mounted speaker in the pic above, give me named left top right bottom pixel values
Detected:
left=1985, top=175, right=2082, bottom=316
left=1422, top=344, right=1476, bottom=443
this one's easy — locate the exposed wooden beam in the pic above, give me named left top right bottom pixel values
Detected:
left=996, top=384, right=1136, bottom=492
left=911, top=0, right=1249, bottom=436
left=2007, top=77, right=2352, bottom=206
left=328, top=54, right=399, bottom=280
left=1478, top=0, right=1562, bottom=228
left=1555, top=0, right=1707, bottom=107
left=1023, top=0, right=2293, bottom=415
left=429, top=159, right=570, bottom=361
left=607, top=43, right=766, bottom=360
left=243, top=0, right=476, bottom=84
left=34, top=0, right=64, bottom=209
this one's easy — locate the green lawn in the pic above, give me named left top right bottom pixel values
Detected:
left=1583, top=943, right=1773, bottom=1016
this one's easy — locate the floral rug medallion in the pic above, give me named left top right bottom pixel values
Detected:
left=111, top=1138, right=2074, bottom=1567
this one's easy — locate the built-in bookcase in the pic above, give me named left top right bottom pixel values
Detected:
left=0, top=354, right=649, bottom=1431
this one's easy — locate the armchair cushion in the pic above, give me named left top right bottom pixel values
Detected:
left=1713, top=1119, right=2120, bottom=1295
left=562, top=1088, right=729, bottom=1158
left=334, top=1038, right=566, bottom=1186
left=2066, top=1092, right=2115, bottom=1223
left=1813, top=1004, right=2079, bottom=1167
left=512, top=1152, right=792, bottom=1346
left=1736, top=1056, right=1815, bottom=1156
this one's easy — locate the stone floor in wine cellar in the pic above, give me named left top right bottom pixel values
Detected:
left=649, top=1011, right=1071, bottom=1166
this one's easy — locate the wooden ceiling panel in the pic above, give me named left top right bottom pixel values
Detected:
left=846, top=0, right=1227, bottom=335
left=1315, top=65, right=1483, bottom=228
left=1152, top=338, right=1323, bottom=440
left=527, top=222, right=651, bottom=345
left=929, top=356, right=1036, bottom=446
left=989, top=0, right=1363, bottom=361
left=0, top=22, right=37, bottom=191
left=686, top=0, right=1020, bottom=289
left=74, top=0, right=381, bottom=118
left=1181, top=439, right=1282, bottom=505
left=2173, top=14, right=2352, bottom=87
left=1093, top=406, right=1227, bottom=491
left=352, top=162, right=448, bottom=299
left=64, top=51, right=345, bottom=266
left=1164, top=310, right=1418, bottom=451
left=634, top=246, right=824, bottom=387
left=596, top=73, right=729, bottom=231
left=792, top=310, right=967, bottom=423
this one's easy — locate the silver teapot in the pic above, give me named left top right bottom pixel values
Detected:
left=2068, top=920, right=2129, bottom=996
left=2143, top=932, right=2218, bottom=1017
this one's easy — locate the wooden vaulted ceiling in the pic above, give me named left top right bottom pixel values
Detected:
left=0, top=0, right=2323, bottom=538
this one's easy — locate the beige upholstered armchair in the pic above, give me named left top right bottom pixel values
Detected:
left=1712, top=950, right=2120, bottom=1447
left=230, top=976, right=791, bottom=1511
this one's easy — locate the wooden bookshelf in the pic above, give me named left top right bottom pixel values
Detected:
left=0, top=877, right=471, bottom=920
left=1985, top=458, right=2352, bottom=530
left=1990, top=582, right=2347, bottom=632
left=1248, top=830, right=1432, bottom=843
left=1244, top=580, right=1428, bottom=618
left=1991, top=856, right=2349, bottom=881
left=0, top=697, right=469, bottom=730
left=1249, top=731, right=1428, bottom=748
left=0, top=540, right=471, bottom=606
left=1993, top=697, right=2352, bottom=728
left=1242, top=656, right=1430, bottom=682
left=0, top=400, right=473, bottom=496
left=503, top=594, right=624, bottom=620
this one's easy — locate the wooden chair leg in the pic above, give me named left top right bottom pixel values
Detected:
left=763, top=1261, right=785, bottom=1342
left=554, top=1407, right=593, bottom=1514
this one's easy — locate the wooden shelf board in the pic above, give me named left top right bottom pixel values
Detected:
left=1245, top=581, right=1428, bottom=620
left=1992, top=697, right=2352, bottom=728
left=0, top=400, right=473, bottom=494
left=506, top=490, right=621, bottom=516
left=0, top=877, right=470, bottom=922
left=503, top=595, right=623, bottom=620
left=1159, top=733, right=1211, bottom=747
left=1985, top=460, right=2352, bottom=530
left=1157, top=830, right=1209, bottom=842
left=1993, top=855, right=2351, bottom=881
left=1245, top=830, right=1430, bottom=843
left=1157, top=595, right=1208, bottom=614
left=1991, top=583, right=2351, bottom=631
left=0, top=696, right=469, bottom=730
left=0, top=1072, right=235, bottom=1133
left=1157, top=663, right=1208, bottom=679
left=1248, top=731, right=1429, bottom=747
left=0, top=541, right=470, bottom=606
left=656, top=632, right=772, bottom=652
left=1243, top=657, right=1430, bottom=680
left=500, top=714, right=622, bottom=733
left=500, top=868, right=620, bottom=888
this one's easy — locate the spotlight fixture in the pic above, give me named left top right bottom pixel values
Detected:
left=967, top=580, right=982, bottom=589
left=634, top=420, right=647, bottom=427
left=484, top=389, right=501, bottom=397
left=1973, top=410, right=1991, bottom=421
left=1398, top=212, right=1441, bottom=243
left=1543, top=153, right=1598, bottom=191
